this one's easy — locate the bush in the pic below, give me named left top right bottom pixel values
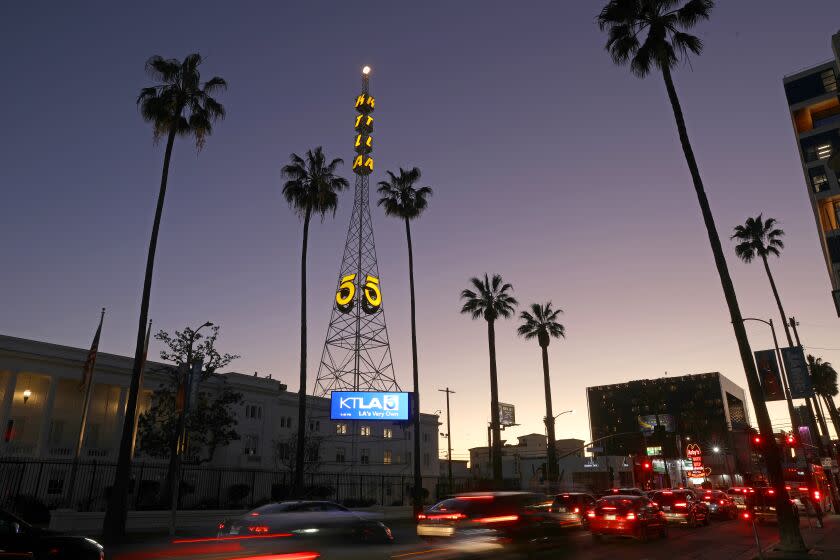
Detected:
left=227, top=483, right=251, bottom=506
left=12, top=495, right=50, bottom=526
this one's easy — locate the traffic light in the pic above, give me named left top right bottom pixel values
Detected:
left=643, top=461, right=652, bottom=470
left=753, top=435, right=763, bottom=446
left=785, top=433, right=796, bottom=446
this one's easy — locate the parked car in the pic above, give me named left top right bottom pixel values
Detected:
left=700, top=490, right=738, bottom=519
left=587, top=495, right=668, bottom=542
left=743, top=488, right=800, bottom=525
left=550, top=493, right=596, bottom=528
left=218, top=500, right=393, bottom=544
left=417, top=492, right=556, bottom=541
left=0, top=510, right=104, bottom=560
left=649, top=490, right=709, bottom=527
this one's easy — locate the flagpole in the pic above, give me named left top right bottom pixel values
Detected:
left=68, top=308, right=105, bottom=509
left=130, top=320, right=152, bottom=461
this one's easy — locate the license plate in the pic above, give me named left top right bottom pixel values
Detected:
left=556, top=507, right=568, bottom=513
left=418, top=525, right=455, bottom=537
left=605, top=515, right=616, bottom=520
left=663, top=506, right=671, bottom=512
left=230, top=526, right=240, bottom=535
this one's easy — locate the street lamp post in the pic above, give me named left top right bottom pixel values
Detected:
left=543, top=409, right=572, bottom=485
left=438, top=388, right=455, bottom=492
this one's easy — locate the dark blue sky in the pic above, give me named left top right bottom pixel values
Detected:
left=2, top=1, right=840, bottom=455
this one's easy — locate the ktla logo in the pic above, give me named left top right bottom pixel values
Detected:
left=383, top=395, right=399, bottom=411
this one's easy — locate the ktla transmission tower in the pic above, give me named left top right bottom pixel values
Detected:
left=313, top=66, right=401, bottom=396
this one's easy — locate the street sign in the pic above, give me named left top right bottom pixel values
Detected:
left=783, top=347, right=814, bottom=398
left=754, top=349, right=785, bottom=401
left=499, top=403, right=516, bottom=427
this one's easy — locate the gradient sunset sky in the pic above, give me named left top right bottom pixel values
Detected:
left=3, top=1, right=840, bottom=461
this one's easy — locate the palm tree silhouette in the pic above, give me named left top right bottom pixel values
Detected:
left=597, top=0, right=803, bottom=549
left=732, top=215, right=794, bottom=347
left=104, top=53, right=226, bottom=541
left=377, top=167, right=433, bottom=513
left=808, top=355, right=840, bottom=442
left=460, top=274, right=518, bottom=484
left=517, top=303, right=565, bottom=484
left=282, top=147, right=349, bottom=495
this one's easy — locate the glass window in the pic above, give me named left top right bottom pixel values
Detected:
left=336, top=447, right=345, bottom=463
left=280, top=417, right=286, bottom=428
left=360, top=425, right=371, bottom=437
left=821, top=68, right=837, bottom=93
left=384, top=450, right=392, bottom=464
left=361, top=449, right=370, bottom=464
left=315, top=420, right=320, bottom=432
left=336, top=423, right=348, bottom=435
left=383, top=428, right=393, bottom=439
left=424, top=453, right=430, bottom=467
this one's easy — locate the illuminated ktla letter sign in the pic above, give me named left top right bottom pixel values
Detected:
left=335, top=274, right=382, bottom=314
left=330, top=391, right=410, bottom=421
left=353, top=91, right=375, bottom=176
left=685, top=443, right=711, bottom=478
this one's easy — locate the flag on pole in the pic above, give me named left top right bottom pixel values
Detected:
left=80, top=308, right=105, bottom=392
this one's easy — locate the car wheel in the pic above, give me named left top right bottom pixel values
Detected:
left=688, top=514, right=696, bottom=528
left=636, top=527, right=649, bottom=542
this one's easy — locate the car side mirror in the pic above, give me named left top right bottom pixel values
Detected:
left=11, top=522, right=21, bottom=534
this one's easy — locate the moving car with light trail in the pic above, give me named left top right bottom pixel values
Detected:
left=218, top=500, right=393, bottom=544
left=0, top=510, right=105, bottom=559
left=648, top=489, right=709, bottom=527
left=550, top=492, right=596, bottom=528
left=587, top=495, right=667, bottom=541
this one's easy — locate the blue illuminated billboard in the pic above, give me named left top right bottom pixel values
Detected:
left=330, top=391, right=410, bottom=421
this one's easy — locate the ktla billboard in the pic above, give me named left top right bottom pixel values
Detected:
left=330, top=391, right=410, bottom=421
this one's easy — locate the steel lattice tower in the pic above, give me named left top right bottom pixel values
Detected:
left=313, top=66, right=401, bottom=396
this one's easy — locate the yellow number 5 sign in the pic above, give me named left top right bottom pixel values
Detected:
left=335, top=274, right=382, bottom=314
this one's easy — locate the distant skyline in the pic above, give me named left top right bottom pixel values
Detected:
left=2, top=2, right=840, bottom=460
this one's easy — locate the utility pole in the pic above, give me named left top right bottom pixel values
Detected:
left=438, top=388, right=455, bottom=491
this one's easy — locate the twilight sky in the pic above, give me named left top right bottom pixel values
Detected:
left=3, top=1, right=840, bottom=461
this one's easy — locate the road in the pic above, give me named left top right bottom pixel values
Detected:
left=112, top=515, right=829, bottom=560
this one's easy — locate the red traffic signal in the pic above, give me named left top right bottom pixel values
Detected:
left=785, top=433, right=796, bottom=445
left=643, top=461, right=652, bottom=470
left=753, top=435, right=763, bottom=445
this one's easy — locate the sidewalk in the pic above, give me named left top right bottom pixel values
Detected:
left=750, top=514, right=840, bottom=559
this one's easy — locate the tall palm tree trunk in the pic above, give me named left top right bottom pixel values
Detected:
left=294, top=206, right=312, bottom=495
left=486, top=319, right=503, bottom=485
left=760, top=255, right=795, bottom=347
left=103, top=126, right=178, bottom=542
left=661, top=66, right=804, bottom=551
left=405, top=219, right=423, bottom=515
left=541, top=344, right=557, bottom=484
left=823, top=394, right=840, bottom=440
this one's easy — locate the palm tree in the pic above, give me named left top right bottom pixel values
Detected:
left=377, top=167, right=432, bottom=513
left=731, top=215, right=795, bottom=347
left=808, top=354, right=840, bottom=440
left=460, top=274, right=518, bottom=484
left=597, top=1, right=804, bottom=550
left=282, top=147, right=349, bottom=495
left=103, top=53, right=226, bottom=541
left=517, top=303, right=565, bottom=484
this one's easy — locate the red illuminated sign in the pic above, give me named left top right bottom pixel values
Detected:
left=685, top=443, right=711, bottom=478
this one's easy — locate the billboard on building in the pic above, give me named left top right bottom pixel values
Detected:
left=637, top=414, right=675, bottom=435
left=782, top=347, right=814, bottom=399
left=754, top=349, right=785, bottom=401
left=329, top=391, right=410, bottom=421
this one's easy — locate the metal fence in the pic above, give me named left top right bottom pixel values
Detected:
left=0, top=459, right=506, bottom=513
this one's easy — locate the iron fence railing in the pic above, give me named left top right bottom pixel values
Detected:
left=0, top=458, right=509, bottom=513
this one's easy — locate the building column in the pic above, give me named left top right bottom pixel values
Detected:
left=112, top=386, right=127, bottom=459
left=0, top=372, right=19, bottom=452
left=36, top=377, right=58, bottom=457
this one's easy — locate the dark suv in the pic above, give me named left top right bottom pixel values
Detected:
left=551, top=493, right=596, bottom=528
left=700, top=490, right=738, bottom=520
left=649, top=490, right=709, bottom=527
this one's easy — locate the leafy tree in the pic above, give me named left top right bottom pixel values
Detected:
left=517, top=302, right=565, bottom=483
left=460, top=274, right=518, bottom=484
left=808, top=354, right=840, bottom=440
left=136, top=325, right=241, bottom=503
left=597, top=0, right=804, bottom=550
left=377, top=166, right=433, bottom=513
left=731, top=215, right=794, bottom=346
left=105, top=53, right=227, bottom=541
left=281, top=147, right=349, bottom=496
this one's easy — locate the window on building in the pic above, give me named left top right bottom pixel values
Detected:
left=821, top=68, right=838, bottom=93
left=277, top=442, right=290, bottom=460
left=336, top=447, right=345, bottom=463
left=48, top=420, right=64, bottom=446
left=383, top=428, right=393, bottom=439
left=315, top=420, right=320, bottom=432
left=336, top=423, right=348, bottom=435
left=423, top=453, right=430, bottom=467
left=287, top=417, right=292, bottom=428
left=360, top=425, right=371, bottom=437
left=280, top=417, right=286, bottom=428
left=383, top=449, right=392, bottom=464
left=361, top=449, right=370, bottom=465
left=817, top=143, right=833, bottom=160
left=423, top=432, right=429, bottom=443
left=407, top=452, right=412, bottom=465
left=243, top=435, right=259, bottom=456
left=811, top=168, right=830, bottom=193
left=406, top=430, right=411, bottom=440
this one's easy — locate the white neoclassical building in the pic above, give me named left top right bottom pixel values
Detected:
left=0, top=334, right=440, bottom=478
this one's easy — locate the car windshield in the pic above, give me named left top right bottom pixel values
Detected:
left=596, top=496, right=642, bottom=513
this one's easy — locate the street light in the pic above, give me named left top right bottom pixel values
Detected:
left=713, top=446, right=721, bottom=453
left=362, top=65, right=371, bottom=75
